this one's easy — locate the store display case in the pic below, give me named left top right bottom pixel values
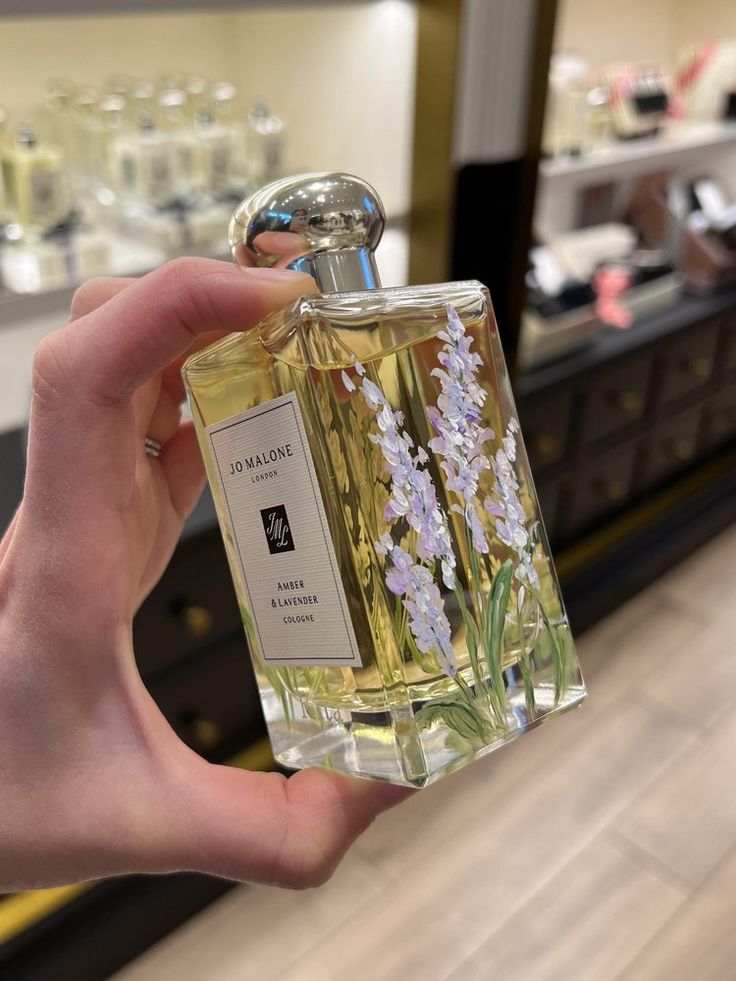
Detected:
left=505, top=0, right=736, bottom=626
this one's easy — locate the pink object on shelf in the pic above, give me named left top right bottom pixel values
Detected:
left=594, top=265, right=633, bottom=329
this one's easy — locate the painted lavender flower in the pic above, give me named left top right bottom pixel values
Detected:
left=485, top=418, right=540, bottom=590
left=375, top=537, right=456, bottom=678
left=348, top=366, right=457, bottom=590
left=349, top=364, right=458, bottom=677
left=427, top=304, right=495, bottom=554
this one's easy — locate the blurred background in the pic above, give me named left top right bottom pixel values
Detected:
left=1, top=1, right=735, bottom=979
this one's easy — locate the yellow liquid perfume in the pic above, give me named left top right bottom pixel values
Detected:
left=1, top=127, right=71, bottom=235
left=183, top=173, right=586, bottom=787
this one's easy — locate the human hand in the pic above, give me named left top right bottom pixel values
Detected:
left=0, top=258, right=410, bottom=892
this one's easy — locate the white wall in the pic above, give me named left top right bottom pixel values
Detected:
left=0, top=2, right=417, bottom=217
left=555, top=0, right=736, bottom=72
left=672, top=0, right=736, bottom=53
left=554, top=0, right=675, bottom=71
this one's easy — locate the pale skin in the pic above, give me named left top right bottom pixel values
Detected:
left=0, top=257, right=410, bottom=893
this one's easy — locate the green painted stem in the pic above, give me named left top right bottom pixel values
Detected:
left=516, top=606, right=536, bottom=719
left=532, top=589, right=567, bottom=704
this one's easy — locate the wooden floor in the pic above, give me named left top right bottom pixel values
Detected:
left=116, top=523, right=736, bottom=981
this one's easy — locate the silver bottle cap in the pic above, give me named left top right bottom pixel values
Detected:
left=229, top=172, right=385, bottom=293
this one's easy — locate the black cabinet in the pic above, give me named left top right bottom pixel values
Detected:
left=147, top=634, right=261, bottom=762
left=656, top=318, right=720, bottom=407
left=519, top=390, right=573, bottom=473
left=640, top=405, right=705, bottom=492
left=519, top=291, right=736, bottom=554
left=579, top=352, right=653, bottom=446
left=133, top=537, right=241, bottom=678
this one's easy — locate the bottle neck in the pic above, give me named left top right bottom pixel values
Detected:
left=288, top=247, right=381, bottom=293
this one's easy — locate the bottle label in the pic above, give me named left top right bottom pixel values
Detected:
left=207, top=392, right=363, bottom=668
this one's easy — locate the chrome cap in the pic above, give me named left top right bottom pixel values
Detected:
left=229, top=172, right=385, bottom=293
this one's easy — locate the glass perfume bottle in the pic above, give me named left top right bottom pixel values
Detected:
left=192, top=104, right=233, bottom=196
left=157, top=88, right=197, bottom=198
left=246, top=100, right=284, bottom=185
left=183, top=173, right=586, bottom=787
left=1, top=126, right=71, bottom=235
left=113, top=112, right=174, bottom=209
left=211, top=82, right=247, bottom=192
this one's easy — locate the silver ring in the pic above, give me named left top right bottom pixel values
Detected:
left=144, top=437, right=162, bottom=459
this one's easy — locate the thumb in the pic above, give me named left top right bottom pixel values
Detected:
left=165, top=756, right=413, bottom=888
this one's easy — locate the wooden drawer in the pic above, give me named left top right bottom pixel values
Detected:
left=567, top=442, right=640, bottom=535
left=718, top=314, right=736, bottom=376
left=519, top=391, right=573, bottom=473
left=657, top=319, right=720, bottom=406
left=580, top=353, right=653, bottom=446
left=706, top=382, right=736, bottom=450
left=134, top=534, right=241, bottom=678
left=640, top=406, right=705, bottom=491
left=147, top=636, right=262, bottom=762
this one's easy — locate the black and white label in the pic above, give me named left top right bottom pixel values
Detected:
left=207, top=392, right=362, bottom=668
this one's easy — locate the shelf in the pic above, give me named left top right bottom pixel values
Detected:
left=518, top=287, right=736, bottom=397
left=540, top=122, right=736, bottom=187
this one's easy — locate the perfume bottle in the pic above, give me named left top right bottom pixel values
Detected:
left=91, top=94, right=127, bottom=194
left=192, top=104, right=233, bottom=196
left=246, top=100, right=284, bottom=185
left=211, top=81, right=247, bottom=189
left=183, top=174, right=586, bottom=787
left=69, top=87, right=99, bottom=188
left=157, top=88, right=197, bottom=198
left=113, top=112, right=174, bottom=208
left=1, top=126, right=71, bottom=235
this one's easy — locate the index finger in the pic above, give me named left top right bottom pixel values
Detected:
left=65, top=257, right=316, bottom=407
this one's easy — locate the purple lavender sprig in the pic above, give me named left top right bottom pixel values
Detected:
left=427, top=304, right=495, bottom=555
left=484, top=419, right=540, bottom=589
left=349, top=364, right=458, bottom=678
left=348, top=366, right=456, bottom=589
left=375, top=536, right=456, bottom=678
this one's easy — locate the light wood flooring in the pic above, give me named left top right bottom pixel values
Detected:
left=115, top=522, right=736, bottom=981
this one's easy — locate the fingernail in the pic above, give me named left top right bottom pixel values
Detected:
left=241, top=266, right=313, bottom=283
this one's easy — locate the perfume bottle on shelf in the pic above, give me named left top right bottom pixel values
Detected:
left=246, top=100, right=284, bottom=185
left=182, top=173, right=586, bottom=787
left=41, top=78, right=76, bottom=158
left=126, top=81, right=156, bottom=127
left=91, top=94, right=128, bottom=194
left=184, top=75, right=209, bottom=118
left=157, top=88, right=197, bottom=198
left=112, top=112, right=175, bottom=209
left=586, top=82, right=613, bottom=152
left=211, top=81, right=247, bottom=188
left=543, top=52, right=590, bottom=157
left=1, top=126, right=71, bottom=235
left=69, top=87, right=99, bottom=186
left=193, top=103, right=233, bottom=196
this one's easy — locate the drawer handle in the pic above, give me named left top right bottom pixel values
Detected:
left=612, top=391, right=643, bottom=415
left=532, top=434, right=560, bottom=459
left=178, top=604, right=215, bottom=639
left=594, top=479, right=628, bottom=502
left=670, top=439, right=696, bottom=462
left=189, top=717, right=223, bottom=751
left=687, top=357, right=713, bottom=380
